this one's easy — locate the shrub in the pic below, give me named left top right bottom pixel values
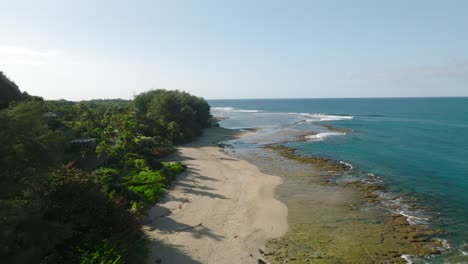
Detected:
left=73, top=240, right=124, bottom=264
left=126, top=170, right=165, bottom=204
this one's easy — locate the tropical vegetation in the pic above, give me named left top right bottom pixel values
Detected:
left=0, top=72, right=212, bottom=263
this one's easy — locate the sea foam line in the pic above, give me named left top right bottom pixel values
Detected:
left=211, top=107, right=260, bottom=113
left=305, top=132, right=347, bottom=141
left=290, top=112, right=354, bottom=122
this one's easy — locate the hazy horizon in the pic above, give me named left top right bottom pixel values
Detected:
left=207, top=95, right=468, bottom=100
left=1, top=0, right=468, bottom=101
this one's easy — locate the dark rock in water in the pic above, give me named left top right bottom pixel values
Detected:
left=218, top=143, right=234, bottom=149
left=263, top=145, right=351, bottom=172
left=258, top=259, right=266, bottom=264
left=155, top=259, right=162, bottom=263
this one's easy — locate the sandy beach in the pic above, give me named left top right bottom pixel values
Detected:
left=143, top=127, right=288, bottom=264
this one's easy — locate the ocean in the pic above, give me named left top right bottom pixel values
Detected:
left=209, top=97, right=468, bottom=262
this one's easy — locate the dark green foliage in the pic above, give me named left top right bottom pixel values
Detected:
left=133, top=136, right=174, bottom=159
left=0, top=100, right=70, bottom=263
left=0, top=204, right=73, bottom=264
left=42, top=169, right=137, bottom=235
left=96, top=110, right=137, bottom=161
left=69, top=240, right=124, bottom=264
left=0, top=73, right=200, bottom=263
left=0, top=72, right=24, bottom=109
left=134, top=89, right=212, bottom=143
left=0, top=101, right=64, bottom=190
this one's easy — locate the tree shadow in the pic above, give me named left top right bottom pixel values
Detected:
left=181, top=127, right=241, bottom=148
left=180, top=188, right=228, bottom=200
left=146, top=238, right=203, bottom=264
left=161, top=194, right=190, bottom=204
left=146, top=214, right=223, bottom=241
left=194, top=175, right=219, bottom=182
left=145, top=128, right=239, bottom=263
left=144, top=204, right=225, bottom=263
left=176, top=181, right=217, bottom=191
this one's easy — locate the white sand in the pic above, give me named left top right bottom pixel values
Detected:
left=143, top=128, right=288, bottom=264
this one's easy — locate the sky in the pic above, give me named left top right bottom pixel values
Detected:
left=0, top=0, right=467, bottom=100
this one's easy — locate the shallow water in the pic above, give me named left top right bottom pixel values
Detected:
left=210, top=98, right=468, bottom=263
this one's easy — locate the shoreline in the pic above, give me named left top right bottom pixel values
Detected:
left=222, top=127, right=449, bottom=263
left=143, top=124, right=453, bottom=263
left=143, top=127, right=288, bottom=264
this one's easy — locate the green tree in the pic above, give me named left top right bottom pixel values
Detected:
left=96, top=109, right=138, bottom=172
left=0, top=100, right=69, bottom=263
left=134, top=89, right=211, bottom=143
left=0, top=71, right=23, bottom=109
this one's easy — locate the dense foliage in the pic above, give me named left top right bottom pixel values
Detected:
left=0, top=72, right=24, bottom=109
left=0, top=75, right=212, bottom=264
left=134, top=90, right=211, bottom=144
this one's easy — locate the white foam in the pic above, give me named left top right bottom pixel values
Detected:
left=290, top=112, right=354, bottom=122
left=211, top=107, right=260, bottom=113
left=236, top=109, right=260, bottom=113
left=400, top=254, right=414, bottom=264
left=399, top=210, right=430, bottom=225
left=435, top=239, right=451, bottom=251
left=212, top=107, right=235, bottom=111
left=373, top=190, right=432, bottom=226
left=305, top=132, right=346, bottom=141
left=339, top=161, right=354, bottom=169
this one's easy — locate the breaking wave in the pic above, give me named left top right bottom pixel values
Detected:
left=211, top=107, right=260, bottom=113
left=290, top=112, right=354, bottom=122
left=305, top=132, right=347, bottom=141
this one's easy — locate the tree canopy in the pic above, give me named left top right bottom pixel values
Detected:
left=0, top=72, right=24, bottom=109
left=0, top=73, right=212, bottom=263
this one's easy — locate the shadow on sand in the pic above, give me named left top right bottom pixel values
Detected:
left=144, top=127, right=241, bottom=263
left=146, top=239, right=203, bottom=264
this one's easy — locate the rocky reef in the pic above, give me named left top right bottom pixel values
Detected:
left=261, top=144, right=447, bottom=263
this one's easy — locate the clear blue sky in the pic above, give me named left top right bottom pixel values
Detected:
left=1, top=0, right=467, bottom=100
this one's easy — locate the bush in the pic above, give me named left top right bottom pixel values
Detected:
left=43, top=169, right=138, bottom=236
left=122, top=161, right=185, bottom=207
left=72, top=240, right=124, bottom=264
left=126, top=170, right=165, bottom=204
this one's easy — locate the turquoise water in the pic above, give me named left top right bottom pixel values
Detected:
left=209, top=98, right=468, bottom=257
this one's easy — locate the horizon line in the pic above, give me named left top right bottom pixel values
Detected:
left=206, top=95, right=468, bottom=100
